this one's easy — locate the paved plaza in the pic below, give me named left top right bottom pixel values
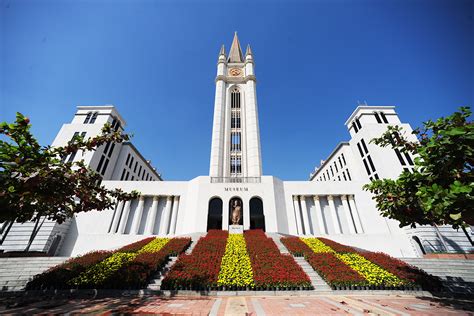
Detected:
left=1, top=294, right=473, bottom=315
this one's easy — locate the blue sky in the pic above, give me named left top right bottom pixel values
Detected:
left=1, top=0, right=472, bottom=180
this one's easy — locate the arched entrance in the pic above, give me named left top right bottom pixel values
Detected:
left=229, top=197, right=243, bottom=226
left=250, top=197, right=265, bottom=231
left=207, top=197, right=223, bottom=231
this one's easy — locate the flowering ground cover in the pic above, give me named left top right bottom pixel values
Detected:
left=26, top=250, right=113, bottom=290
left=281, top=236, right=438, bottom=290
left=217, top=234, right=254, bottom=288
left=26, top=237, right=191, bottom=290
left=245, top=230, right=312, bottom=289
left=161, top=230, right=228, bottom=290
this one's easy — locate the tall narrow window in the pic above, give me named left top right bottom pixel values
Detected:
left=341, top=153, right=346, bottom=165
left=231, top=87, right=241, bottom=109
left=361, top=139, right=369, bottom=154
left=84, top=112, right=92, bottom=124
left=374, top=112, right=382, bottom=123
left=380, top=112, right=389, bottom=123
left=356, top=118, right=362, bottom=129
left=90, top=112, right=98, bottom=124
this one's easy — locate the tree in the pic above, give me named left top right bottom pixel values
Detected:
left=0, top=113, right=139, bottom=252
left=363, top=107, right=473, bottom=232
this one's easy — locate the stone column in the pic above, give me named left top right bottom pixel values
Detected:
left=327, top=195, right=341, bottom=234
left=341, top=195, right=356, bottom=234
left=312, top=195, right=326, bottom=234
left=159, top=196, right=173, bottom=236
left=131, top=196, right=146, bottom=234
left=300, top=196, right=311, bottom=235
left=292, top=195, right=303, bottom=235
left=169, top=196, right=180, bottom=235
left=243, top=199, right=250, bottom=230
left=145, top=196, right=159, bottom=235
left=110, top=201, right=124, bottom=233
left=118, top=200, right=132, bottom=234
left=348, top=195, right=364, bottom=233
left=222, top=199, right=229, bottom=230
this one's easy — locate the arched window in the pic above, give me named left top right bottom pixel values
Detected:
left=207, top=197, right=223, bottom=231
left=250, top=197, right=265, bottom=231
left=89, top=112, right=98, bottom=124
left=84, top=112, right=92, bottom=124
left=231, top=87, right=240, bottom=109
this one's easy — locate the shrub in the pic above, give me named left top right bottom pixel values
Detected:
left=118, top=237, right=155, bottom=253
left=317, top=238, right=355, bottom=253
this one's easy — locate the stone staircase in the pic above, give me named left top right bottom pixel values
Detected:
left=293, top=256, right=332, bottom=292
left=147, top=256, right=178, bottom=291
left=403, top=258, right=474, bottom=294
left=0, top=257, right=68, bottom=292
left=266, top=232, right=289, bottom=254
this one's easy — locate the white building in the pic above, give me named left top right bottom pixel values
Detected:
left=2, top=33, right=472, bottom=258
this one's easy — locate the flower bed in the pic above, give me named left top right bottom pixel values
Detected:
left=26, top=250, right=113, bottom=290
left=357, top=251, right=442, bottom=290
left=281, top=237, right=439, bottom=290
left=110, top=237, right=191, bottom=289
left=306, top=252, right=366, bottom=287
left=118, top=237, right=156, bottom=253
left=317, top=237, right=355, bottom=253
left=245, top=230, right=312, bottom=289
left=217, top=234, right=254, bottom=288
left=280, top=237, right=312, bottom=257
left=301, top=237, right=334, bottom=253
left=161, top=230, right=228, bottom=290
left=335, top=253, right=404, bottom=287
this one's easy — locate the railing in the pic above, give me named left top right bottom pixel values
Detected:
left=210, top=177, right=261, bottom=184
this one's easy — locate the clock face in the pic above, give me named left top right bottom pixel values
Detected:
left=229, top=68, right=242, bottom=77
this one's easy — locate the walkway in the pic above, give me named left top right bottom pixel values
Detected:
left=1, top=294, right=473, bottom=315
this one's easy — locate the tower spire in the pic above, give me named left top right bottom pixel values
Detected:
left=245, top=44, right=252, bottom=56
left=228, top=32, right=244, bottom=63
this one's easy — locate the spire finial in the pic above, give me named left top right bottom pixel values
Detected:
left=219, top=44, right=225, bottom=56
left=228, top=32, right=244, bottom=62
left=245, top=44, right=252, bottom=56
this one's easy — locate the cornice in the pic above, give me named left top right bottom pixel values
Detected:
left=215, top=75, right=257, bottom=84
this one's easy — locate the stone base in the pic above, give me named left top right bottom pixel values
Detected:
left=229, top=225, right=244, bottom=234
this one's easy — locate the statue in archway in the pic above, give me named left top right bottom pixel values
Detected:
left=231, top=199, right=241, bottom=225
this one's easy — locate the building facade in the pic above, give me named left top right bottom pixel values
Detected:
left=1, top=34, right=472, bottom=258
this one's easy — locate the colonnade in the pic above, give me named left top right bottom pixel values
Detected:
left=109, top=195, right=180, bottom=236
left=292, top=195, right=363, bottom=235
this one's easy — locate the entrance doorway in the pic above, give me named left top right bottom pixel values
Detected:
left=250, top=197, right=265, bottom=231
left=207, top=197, right=223, bottom=231
left=229, top=197, right=243, bottom=226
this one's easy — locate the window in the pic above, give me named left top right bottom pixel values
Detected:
left=108, top=143, right=115, bottom=157
left=134, top=161, right=138, bottom=172
left=101, top=158, right=109, bottom=175
left=120, top=169, right=126, bottom=180
left=342, top=171, right=347, bottom=181
left=356, top=118, right=362, bottom=129
left=380, top=112, right=389, bottom=123
left=231, top=87, right=241, bottom=109
left=367, top=155, right=376, bottom=173
left=125, top=153, right=131, bottom=165
left=374, top=112, right=382, bottom=123
left=338, top=157, right=343, bottom=168
left=231, top=132, right=241, bottom=152
left=89, top=112, right=98, bottom=124
left=357, top=143, right=364, bottom=157
left=125, top=171, right=130, bottom=180
left=129, top=156, right=134, bottom=168
left=394, top=148, right=406, bottom=165
left=362, top=159, right=371, bottom=175
left=84, top=112, right=92, bottom=124
left=96, top=156, right=105, bottom=173
left=231, top=111, right=241, bottom=128
left=361, top=139, right=369, bottom=154
left=330, top=166, right=334, bottom=176
left=341, top=153, right=346, bottom=165
left=334, top=161, right=338, bottom=172
left=346, top=169, right=352, bottom=181
left=352, top=122, right=359, bottom=133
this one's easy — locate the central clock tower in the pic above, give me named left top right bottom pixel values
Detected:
left=209, top=33, right=262, bottom=179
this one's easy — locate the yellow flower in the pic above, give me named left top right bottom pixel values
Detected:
left=138, top=238, right=169, bottom=254
left=217, top=234, right=255, bottom=287
left=300, top=237, right=334, bottom=253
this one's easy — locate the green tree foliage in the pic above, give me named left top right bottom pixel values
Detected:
left=0, top=113, right=139, bottom=251
left=364, top=107, right=473, bottom=229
